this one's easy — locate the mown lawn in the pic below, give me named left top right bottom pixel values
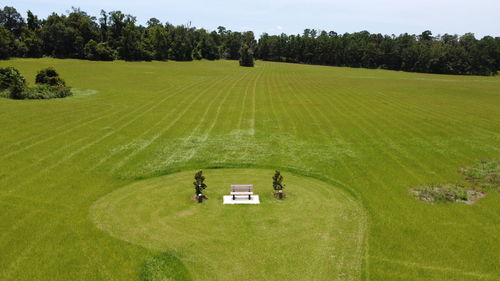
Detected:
left=0, top=58, right=499, bottom=281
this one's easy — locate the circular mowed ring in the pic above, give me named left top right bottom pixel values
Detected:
left=90, top=169, right=366, bottom=281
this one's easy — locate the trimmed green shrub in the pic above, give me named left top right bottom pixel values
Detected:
left=0, top=67, right=25, bottom=90
left=35, top=67, right=66, bottom=86
left=21, top=84, right=72, bottom=99
left=0, top=67, right=27, bottom=99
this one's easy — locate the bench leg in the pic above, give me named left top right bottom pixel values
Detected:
left=233, top=195, right=235, bottom=200
left=248, top=195, right=251, bottom=200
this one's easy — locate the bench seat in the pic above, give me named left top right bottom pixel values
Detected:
left=230, top=185, right=254, bottom=200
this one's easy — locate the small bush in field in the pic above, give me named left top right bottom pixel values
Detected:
left=0, top=67, right=27, bottom=99
left=22, top=85, right=72, bottom=99
left=35, top=67, right=66, bottom=86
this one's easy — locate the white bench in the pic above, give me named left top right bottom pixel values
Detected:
left=230, top=184, right=254, bottom=200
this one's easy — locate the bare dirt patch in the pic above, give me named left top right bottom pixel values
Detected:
left=410, top=184, right=485, bottom=204
left=409, top=159, right=498, bottom=204
left=459, top=159, right=499, bottom=191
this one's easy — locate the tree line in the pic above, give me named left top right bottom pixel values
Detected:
left=1, top=6, right=499, bottom=75
left=258, top=30, right=499, bottom=75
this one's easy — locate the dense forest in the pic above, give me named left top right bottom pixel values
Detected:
left=1, top=6, right=499, bottom=75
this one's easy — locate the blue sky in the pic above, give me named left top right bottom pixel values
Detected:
left=7, top=0, right=500, bottom=38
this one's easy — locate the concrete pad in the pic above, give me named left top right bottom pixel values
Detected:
left=223, top=195, right=260, bottom=204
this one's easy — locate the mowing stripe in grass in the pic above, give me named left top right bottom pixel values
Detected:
left=0, top=220, right=59, bottom=279
left=255, top=70, right=369, bottom=279
left=176, top=70, right=253, bottom=162
left=0, top=103, right=124, bottom=161
left=157, top=70, right=253, bottom=168
left=271, top=69, right=299, bottom=136
left=111, top=70, right=242, bottom=170
left=367, top=88, right=498, bottom=158
left=235, top=70, right=254, bottom=132
left=0, top=81, right=163, bottom=150
left=111, top=70, right=245, bottom=173
left=369, top=86, right=500, bottom=138
left=308, top=80, right=492, bottom=274
left=264, top=69, right=283, bottom=132
left=91, top=74, right=216, bottom=171
left=338, top=86, right=441, bottom=178
left=0, top=103, right=142, bottom=184
left=0, top=103, right=115, bottom=151
left=280, top=71, right=372, bottom=279
left=374, top=256, right=498, bottom=280
left=301, top=78, right=425, bottom=201
left=316, top=83, right=472, bottom=264
left=287, top=72, right=416, bottom=259
left=200, top=70, right=256, bottom=141
left=7, top=84, right=183, bottom=189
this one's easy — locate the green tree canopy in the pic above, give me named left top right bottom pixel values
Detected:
left=0, top=6, right=499, bottom=75
left=239, top=43, right=254, bottom=67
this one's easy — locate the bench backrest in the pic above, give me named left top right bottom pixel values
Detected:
left=231, top=184, right=253, bottom=192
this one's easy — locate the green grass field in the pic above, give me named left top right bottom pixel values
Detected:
left=0, top=58, right=499, bottom=281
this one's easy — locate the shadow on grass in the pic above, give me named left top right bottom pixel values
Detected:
left=139, top=251, right=192, bottom=281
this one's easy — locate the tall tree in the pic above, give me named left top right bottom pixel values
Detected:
left=169, top=25, right=194, bottom=61
left=26, top=10, right=40, bottom=31
left=239, top=43, right=254, bottom=67
left=239, top=31, right=255, bottom=66
left=145, top=21, right=169, bottom=60
left=119, top=21, right=149, bottom=61
left=0, top=6, right=25, bottom=36
left=193, top=170, right=208, bottom=203
left=272, top=171, right=286, bottom=199
left=0, top=25, right=13, bottom=59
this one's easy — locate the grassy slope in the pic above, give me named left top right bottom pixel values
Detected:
left=0, top=58, right=499, bottom=281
